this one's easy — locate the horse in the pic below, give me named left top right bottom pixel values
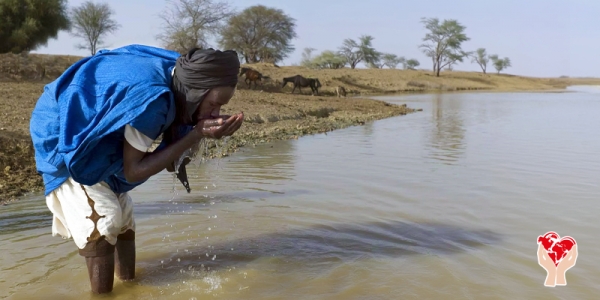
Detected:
left=281, top=75, right=322, bottom=95
left=335, top=86, right=347, bottom=98
left=239, top=67, right=264, bottom=89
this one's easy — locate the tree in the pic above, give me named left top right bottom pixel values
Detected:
left=419, top=17, right=470, bottom=77
left=338, top=35, right=379, bottom=69
left=471, top=48, right=489, bottom=74
left=381, top=53, right=405, bottom=69
left=367, top=51, right=385, bottom=68
left=403, top=59, right=420, bottom=70
left=0, top=0, right=70, bottom=53
left=489, top=55, right=511, bottom=74
left=311, top=50, right=347, bottom=69
left=157, top=0, right=234, bottom=54
left=219, top=5, right=297, bottom=63
left=300, top=47, right=316, bottom=67
left=70, top=1, right=120, bottom=55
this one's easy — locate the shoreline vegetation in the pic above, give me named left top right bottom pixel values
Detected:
left=2, top=54, right=600, bottom=204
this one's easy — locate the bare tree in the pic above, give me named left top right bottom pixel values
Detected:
left=338, top=35, right=379, bottom=69
left=157, top=0, right=234, bottom=54
left=311, top=50, right=347, bottom=69
left=70, top=1, right=120, bottom=55
left=471, top=48, right=489, bottom=74
left=419, top=17, right=470, bottom=76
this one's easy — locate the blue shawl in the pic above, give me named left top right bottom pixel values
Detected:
left=30, top=44, right=187, bottom=196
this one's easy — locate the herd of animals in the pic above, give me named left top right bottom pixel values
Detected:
left=239, top=67, right=348, bottom=98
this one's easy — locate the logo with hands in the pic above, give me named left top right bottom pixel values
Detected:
left=537, top=232, right=578, bottom=287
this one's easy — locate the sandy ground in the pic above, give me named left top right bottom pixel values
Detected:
left=1, top=53, right=599, bottom=203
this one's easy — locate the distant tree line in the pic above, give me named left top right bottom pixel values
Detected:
left=0, top=0, right=512, bottom=75
left=299, top=37, right=421, bottom=71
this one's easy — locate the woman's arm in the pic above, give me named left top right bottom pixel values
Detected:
left=122, top=113, right=243, bottom=183
left=123, top=128, right=203, bottom=183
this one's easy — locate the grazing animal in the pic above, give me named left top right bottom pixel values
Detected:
left=281, top=75, right=322, bottom=95
left=239, top=67, right=264, bottom=89
left=335, top=86, right=347, bottom=98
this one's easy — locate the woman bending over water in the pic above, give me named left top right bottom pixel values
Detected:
left=29, top=45, right=244, bottom=294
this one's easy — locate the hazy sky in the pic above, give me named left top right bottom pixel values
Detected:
left=32, top=0, right=597, bottom=78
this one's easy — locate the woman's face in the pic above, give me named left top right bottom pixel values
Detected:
left=195, top=86, right=236, bottom=121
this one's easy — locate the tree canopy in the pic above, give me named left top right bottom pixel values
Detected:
left=219, top=5, right=297, bottom=63
left=381, top=53, right=405, bottom=69
left=403, top=59, right=420, bottom=70
left=490, top=55, right=511, bottom=74
left=0, top=0, right=70, bottom=53
left=338, top=35, right=379, bottom=69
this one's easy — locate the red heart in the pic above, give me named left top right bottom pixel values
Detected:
left=537, top=231, right=577, bottom=267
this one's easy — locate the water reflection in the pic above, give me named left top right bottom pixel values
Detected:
left=139, top=221, right=501, bottom=285
left=428, top=94, right=466, bottom=165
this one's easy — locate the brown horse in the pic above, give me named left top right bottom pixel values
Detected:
left=239, top=67, right=264, bottom=89
left=281, top=75, right=322, bottom=95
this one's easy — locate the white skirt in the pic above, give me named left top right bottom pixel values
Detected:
left=45, top=177, right=136, bottom=250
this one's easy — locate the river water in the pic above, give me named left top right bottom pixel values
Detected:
left=2, top=86, right=600, bottom=299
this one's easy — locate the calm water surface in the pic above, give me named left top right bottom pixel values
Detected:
left=1, top=86, right=600, bottom=299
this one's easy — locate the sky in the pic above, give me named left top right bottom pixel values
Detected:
left=32, top=0, right=599, bottom=78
